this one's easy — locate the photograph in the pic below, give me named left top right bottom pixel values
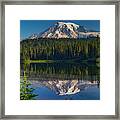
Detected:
left=20, top=20, right=100, bottom=100
left=2, top=1, right=118, bottom=118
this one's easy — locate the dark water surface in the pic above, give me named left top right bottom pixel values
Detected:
left=20, top=62, right=100, bottom=100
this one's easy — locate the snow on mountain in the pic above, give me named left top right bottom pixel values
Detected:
left=40, top=22, right=79, bottom=39
left=28, top=34, right=39, bottom=39
left=28, top=22, right=99, bottom=39
left=78, top=32, right=100, bottom=38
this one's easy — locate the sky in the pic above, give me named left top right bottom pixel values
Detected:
left=20, top=20, right=100, bottom=40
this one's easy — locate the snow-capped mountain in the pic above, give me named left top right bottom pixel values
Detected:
left=40, top=22, right=79, bottom=39
left=28, top=22, right=100, bottom=39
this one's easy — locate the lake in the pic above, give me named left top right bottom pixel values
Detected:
left=20, top=62, right=100, bottom=100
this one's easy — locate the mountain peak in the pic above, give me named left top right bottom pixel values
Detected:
left=40, top=22, right=80, bottom=39
left=56, top=22, right=79, bottom=30
left=56, top=21, right=64, bottom=25
left=28, top=21, right=100, bottom=39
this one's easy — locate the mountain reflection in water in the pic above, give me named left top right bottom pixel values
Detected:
left=30, top=79, right=99, bottom=96
left=20, top=63, right=100, bottom=100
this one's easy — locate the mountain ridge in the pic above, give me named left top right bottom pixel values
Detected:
left=27, top=22, right=100, bottom=40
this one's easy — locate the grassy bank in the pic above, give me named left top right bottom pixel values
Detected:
left=24, top=58, right=100, bottom=65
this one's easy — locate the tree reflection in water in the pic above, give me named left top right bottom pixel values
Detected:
left=20, top=62, right=100, bottom=100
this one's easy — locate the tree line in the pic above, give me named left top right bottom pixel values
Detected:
left=20, top=38, right=100, bottom=62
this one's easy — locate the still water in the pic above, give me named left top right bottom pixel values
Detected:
left=20, top=62, right=100, bottom=100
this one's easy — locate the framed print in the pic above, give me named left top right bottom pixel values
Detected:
left=0, top=0, right=119, bottom=119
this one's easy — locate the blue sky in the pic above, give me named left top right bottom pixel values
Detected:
left=20, top=20, right=100, bottom=40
